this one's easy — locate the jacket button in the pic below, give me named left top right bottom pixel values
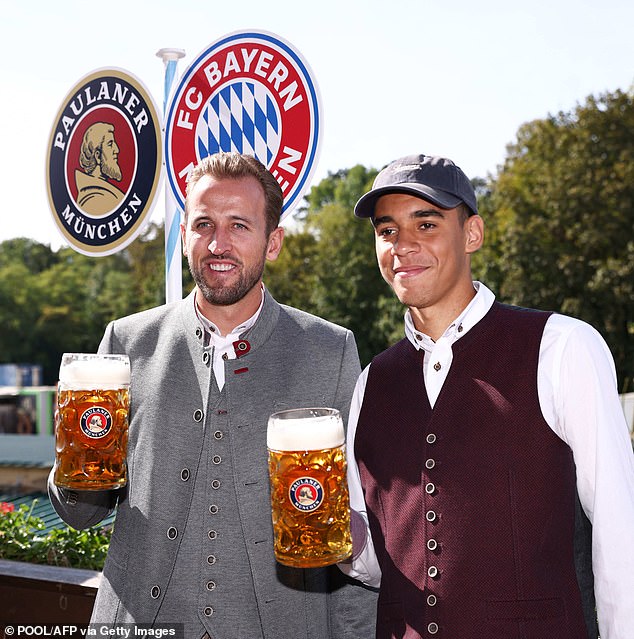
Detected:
left=427, top=538, right=438, bottom=552
left=426, top=433, right=437, bottom=444
left=209, top=504, right=219, bottom=514
left=425, top=482, right=436, bottom=495
left=426, top=510, right=437, bottom=523
left=206, top=581, right=216, bottom=591
left=167, top=527, right=178, bottom=540
left=150, top=585, right=161, bottom=599
left=180, top=468, right=190, bottom=481
left=207, top=555, right=217, bottom=565
left=428, top=566, right=439, bottom=579
left=427, top=594, right=437, bottom=606
left=428, top=622, right=439, bottom=634
left=193, top=409, right=204, bottom=422
left=203, top=606, right=214, bottom=617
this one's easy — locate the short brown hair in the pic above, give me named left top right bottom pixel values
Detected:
left=185, top=153, right=283, bottom=235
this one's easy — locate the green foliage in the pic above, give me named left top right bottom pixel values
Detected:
left=0, top=501, right=111, bottom=570
left=265, top=229, right=319, bottom=312
left=478, top=88, right=634, bottom=391
left=0, top=224, right=172, bottom=384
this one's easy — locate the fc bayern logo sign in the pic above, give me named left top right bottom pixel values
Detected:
left=165, top=30, right=322, bottom=219
left=46, top=68, right=163, bottom=256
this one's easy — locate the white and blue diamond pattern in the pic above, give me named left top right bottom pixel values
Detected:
left=195, top=80, right=281, bottom=167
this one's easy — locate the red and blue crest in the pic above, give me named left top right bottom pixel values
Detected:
left=165, top=31, right=322, bottom=219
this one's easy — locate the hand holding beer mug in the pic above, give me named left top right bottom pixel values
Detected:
left=53, top=353, right=130, bottom=490
left=267, top=408, right=352, bottom=568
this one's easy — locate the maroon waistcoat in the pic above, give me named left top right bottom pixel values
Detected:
left=356, top=303, right=587, bottom=639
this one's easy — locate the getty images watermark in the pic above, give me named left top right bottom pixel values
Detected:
left=1, top=624, right=183, bottom=638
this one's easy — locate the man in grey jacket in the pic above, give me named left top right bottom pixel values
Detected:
left=49, top=152, right=377, bottom=638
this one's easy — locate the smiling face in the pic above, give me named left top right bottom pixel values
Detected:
left=373, top=192, right=484, bottom=337
left=181, top=174, right=283, bottom=325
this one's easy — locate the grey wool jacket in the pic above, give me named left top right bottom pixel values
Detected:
left=49, top=289, right=378, bottom=638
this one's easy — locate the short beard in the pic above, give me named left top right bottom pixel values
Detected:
left=189, top=256, right=265, bottom=307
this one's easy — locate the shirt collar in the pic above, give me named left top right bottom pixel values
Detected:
left=404, top=281, right=496, bottom=352
left=194, top=284, right=265, bottom=343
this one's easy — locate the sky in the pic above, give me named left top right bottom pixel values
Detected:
left=1, top=0, right=632, bottom=250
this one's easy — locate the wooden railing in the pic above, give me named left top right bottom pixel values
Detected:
left=0, top=559, right=99, bottom=624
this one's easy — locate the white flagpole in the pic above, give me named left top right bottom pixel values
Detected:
left=156, top=47, right=186, bottom=303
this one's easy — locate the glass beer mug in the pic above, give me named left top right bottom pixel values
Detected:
left=53, top=353, right=130, bottom=490
left=267, top=407, right=353, bottom=568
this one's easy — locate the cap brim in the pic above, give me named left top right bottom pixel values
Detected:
left=354, top=185, right=462, bottom=218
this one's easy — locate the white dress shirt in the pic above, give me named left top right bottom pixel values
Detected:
left=342, top=282, right=634, bottom=639
left=194, top=286, right=264, bottom=391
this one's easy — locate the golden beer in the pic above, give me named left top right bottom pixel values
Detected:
left=267, top=408, right=352, bottom=568
left=53, top=353, right=130, bottom=490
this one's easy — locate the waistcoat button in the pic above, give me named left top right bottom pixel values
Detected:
left=209, top=504, right=219, bottom=514
left=214, top=430, right=224, bottom=439
left=212, top=455, right=222, bottom=465
left=207, top=555, right=216, bottom=565
left=425, top=459, right=436, bottom=469
left=202, top=352, right=210, bottom=365
left=195, top=327, right=203, bottom=339
left=425, top=482, right=436, bottom=495
left=427, top=538, right=438, bottom=551
left=427, top=594, right=437, bottom=606
left=203, top=606, right=214, bottom=617
left=150, top=585, right=161, bottom=599
left=208, top=530, right=217, bottom=540
left=428, top=621, right=439, bottom=634
left=426, top=510, right=437, bottom=523
left=426, top=433, right=437, bottom=444
left=206, top=581, right=216, bottom=591
left=180, top=468, right=190, bottom=482
left=167, top=527, right=178, bottom=540
left=193, top=409, right=204, bottom=422
left=428, top=566, right=439, bottom=579
left=211, top=479, right=221, bottom=489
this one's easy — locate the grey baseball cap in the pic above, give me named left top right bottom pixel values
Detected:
left=354, top=154, right=478, bottom=218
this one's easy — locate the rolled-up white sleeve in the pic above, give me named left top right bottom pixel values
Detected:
left=540, top=315, right=634, bottom=639
left=338, top=365, right=382, bottom=588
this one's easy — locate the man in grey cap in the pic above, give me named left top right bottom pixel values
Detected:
left=338, top=154, right=634, bottom=638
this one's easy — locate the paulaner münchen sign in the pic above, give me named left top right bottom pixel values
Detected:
left=46, top=68, right=163, bottom=256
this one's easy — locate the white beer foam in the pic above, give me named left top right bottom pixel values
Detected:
left=60, top=355, right=130, bottom=389
left=267, top=411, right=344, bottom=451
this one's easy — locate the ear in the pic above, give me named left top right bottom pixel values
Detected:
left=464, top=215, right=484, bottom=255
left=180, top=222, right=188, bottom=257
left=265, top=226, right=284, bottom=262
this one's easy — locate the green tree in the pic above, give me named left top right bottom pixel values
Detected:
left=0, top=238, right=58, bottom=273
left=264, top=229, right=319, bottom=312
left=302, top=165, right=404, bottom=366
left=478, top=88, right=634, bottom=391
